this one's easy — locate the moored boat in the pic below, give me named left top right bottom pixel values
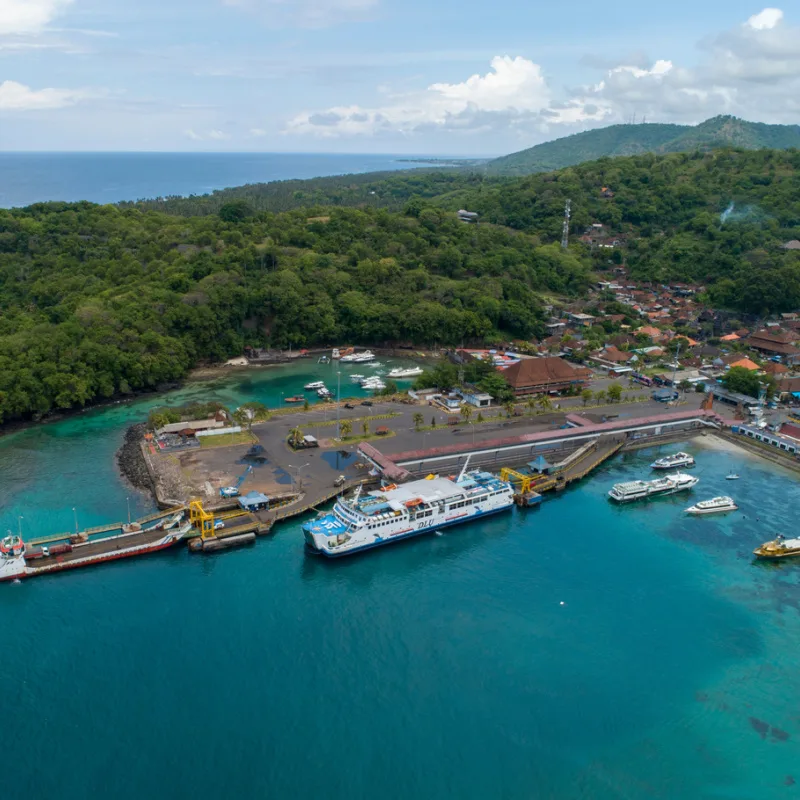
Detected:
left=303, top=463, right=514, bottom=557
left=0, top=521, right=191, bottom=582
left=685, top=496, right=738, bottom=515
left=650, top=452, right=695, bottom=469
left=284, top=395, right=304, bottom=403
left=726, top=473, right=740, bottom=480
left=387, top=366, right=424, bottom=379
left=304, top=381, right=325, bottom=390
left=608, top=472, right=699, bottom=503
left=754, top=534, right=800, bottom=560
left=332, top=348, right=340, bottom=359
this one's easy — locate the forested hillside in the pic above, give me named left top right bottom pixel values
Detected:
left=450, top=148, right=800, bottom=313
left=483, top=116, right=800, bottom=176
left=127, top=170, right=500, bottom=217
left=0, top=201, right=588, bottom=422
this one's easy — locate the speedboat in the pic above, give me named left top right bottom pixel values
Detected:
left=317, top=387, right=332, bottom=398
left=685, top=496, right=738, bottom=515
left=651, top=452, right=695, bottom=470
left=726, top=473, right=740, bottom=480
left=387, top=366, right=424, bottom=379
left=349, top=374, right=365, bottom=381
left=305, top=381, right=325, bottom=390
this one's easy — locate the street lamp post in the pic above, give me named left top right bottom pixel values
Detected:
left=336, top=370, right=341, bottom=440
left=288, top=463, right=309, bottom=493
left=18, top=516, right=23, bottom=538
left=126, top=496, right=131, bottom=525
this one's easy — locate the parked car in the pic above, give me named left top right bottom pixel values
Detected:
left=214, top=521, right=225, bottom=530
left=361, top=400, right=373, bottom=407
left=344, top=403, right=355, bottom=409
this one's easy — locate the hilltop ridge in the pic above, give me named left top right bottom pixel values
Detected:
left=483, top=116, right=800, bottom=175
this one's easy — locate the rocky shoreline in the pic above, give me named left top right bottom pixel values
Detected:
left=116, top=423, right=154, bottom=492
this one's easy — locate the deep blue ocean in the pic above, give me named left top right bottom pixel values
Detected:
left=0, top=152, right=438, bottom=208
left=1, top=363, right=799, bottom=798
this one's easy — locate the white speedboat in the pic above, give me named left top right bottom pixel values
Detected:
left=317, top=387, right=332, bottom=398
left=609, top=472, right=699, bottom=503
left=349, top=374, right=365, bottom=382
left=651, top=452, right=695, bottom=470
left=387, top=366, right=424, bottom=379
left=685, top=496, right=738, bottom=515
left=304, top=381, right=325, bottom=390
left=726, top=473, right=740, bottom=480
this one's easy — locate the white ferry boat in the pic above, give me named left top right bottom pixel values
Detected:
left=685, top=496, right=738, bottom=515
left=304, top=381, right=325, bottom=390
left=303, top=464, right=514, bottom=557
left=387, top=366, right=424, bottom=379
left=341, top=350, right=376, bottom=363
left=608, top=472, right=699, bottom=503
left=650, top=452, right=695, bottom=469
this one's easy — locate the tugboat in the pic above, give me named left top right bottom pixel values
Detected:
left=651, top=452, right=695, bottom=469
left=754, top=534, right=800, bottom=560
left=685, top=496, right=738, bottom=515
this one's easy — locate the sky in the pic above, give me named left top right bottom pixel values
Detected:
left=0, top=0, right=798, bottom=154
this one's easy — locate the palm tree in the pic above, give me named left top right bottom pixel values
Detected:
left=503, top=400, right=515, bottom=418
left=581, top=389, right=593, bottom=407
left=460, top=405, right=472, bottom=424
left=289, top=426, right=303, bottom=448
left=413, top=412, right=424, bottom=430
left=339, top=419, right=352, bottom=439
left=537, top=394, right=553, bottom=412
left=526, top=396, right=537, bottom=416
left=362, top=419, right=369, bottom=437
left=476, top=411, right=484, bottom=423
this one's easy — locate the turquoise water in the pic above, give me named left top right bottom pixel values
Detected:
left=2, top=365, right=800, bottom=798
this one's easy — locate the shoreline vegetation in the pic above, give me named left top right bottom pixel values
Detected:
left=1, top=144, right=799, bottom=430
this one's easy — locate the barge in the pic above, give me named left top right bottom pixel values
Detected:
left=0, top=515, right=190, bottom=581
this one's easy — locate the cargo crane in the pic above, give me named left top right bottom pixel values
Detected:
left=220, top=465, right=253, bottom=498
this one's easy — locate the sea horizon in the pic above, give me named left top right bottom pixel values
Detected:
left=0, top=151, right=480, bottom=209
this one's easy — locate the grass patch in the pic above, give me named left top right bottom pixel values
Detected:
left=199, top=431, right=258, bottom=448
left=338, top=430, right=397, bottom=445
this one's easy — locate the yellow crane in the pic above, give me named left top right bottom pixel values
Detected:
left=189, top=499, right=216, bottom=539
left=499, top=467, right=536, bottom=494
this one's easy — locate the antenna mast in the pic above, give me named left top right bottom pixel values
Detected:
left=561, top=199, right=571, bottom=249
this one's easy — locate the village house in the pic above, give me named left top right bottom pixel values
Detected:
left=747, top=329, right=800, bottom=362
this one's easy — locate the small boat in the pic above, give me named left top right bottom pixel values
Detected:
left=284, top=396, right=304, bottom=403
left=349, top=374, right=365, bottom=382
left=318, top=356, right=330, bottom=364
left=387, top=366, right=424, bottom=379
left=304, top=381, right=325, bottom=390
left=317, top=387, right=332, bottom=398
left=726, top=473, right=740, bottom=480
left=651, top=452, right=695, bottom=470
left=332, top=348, right=341, bottom=359
left=685, top=496, right=738, bottom=515
left=754, top=534, right=800, bottom=560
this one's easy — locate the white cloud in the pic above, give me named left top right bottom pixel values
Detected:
left=0, top=79, right=89, bottom=110
left=222, top=0, right=377, bottom=28
left=746, top=7, right=783, bottom=30
left=0, top=0, right=73, bottom=36
left=288, top=55, right=555, bottom=138
left=288, top=7, right=800, bottom=143
left=184, top=128, right=232, bottom=141
left=249, top=128, right=267, bottom=137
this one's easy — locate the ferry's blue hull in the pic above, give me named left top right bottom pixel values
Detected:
left=305, top=503, right=514, bottom=558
